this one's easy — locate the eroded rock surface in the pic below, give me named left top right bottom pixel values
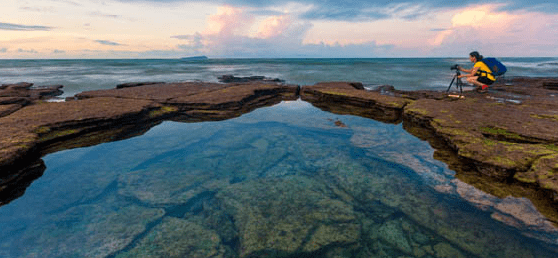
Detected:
left=300, top=77, right=558, bottom=223
left=2, top=91, right=558, bottom=257
left=0, top=82, right=299, bottom=206
left=1, top=77, right=558, bottom=253
left=301, top=82, right=410, bottom=123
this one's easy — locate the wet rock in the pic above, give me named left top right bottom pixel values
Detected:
left=301, top=82, right=410, bottom=123
left=543, top=80, right=558, bottom=90
left=218, top=75, right=285, bottom=84
left=3, top=82, right=33, bottom=90
left=30, top=84, right=64, bottom=98
left=116, top=82, right=165, bottom=89
left=0, top=159, right=45, bottom=206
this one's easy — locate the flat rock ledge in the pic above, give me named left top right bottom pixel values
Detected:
left=0, top=82, right=298, bottom=205
left=300, top=78, right=558, bottom=214
left=1, top=78, right=558, bottom=212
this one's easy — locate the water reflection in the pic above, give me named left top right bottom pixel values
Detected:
left=0, top=100, right=556, bottom=257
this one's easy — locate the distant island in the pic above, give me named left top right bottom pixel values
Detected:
left=180, top=56, right=208, bottom=61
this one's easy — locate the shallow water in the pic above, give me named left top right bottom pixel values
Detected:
left=0, top=100, right=557, bottom=257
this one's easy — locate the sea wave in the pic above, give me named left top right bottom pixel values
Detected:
left=1, top=58, right=556, bottom=96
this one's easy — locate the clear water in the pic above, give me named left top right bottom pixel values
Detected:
left=0, top=100, right=557, bottom=257
left=1, top=57, right=557, bottom=98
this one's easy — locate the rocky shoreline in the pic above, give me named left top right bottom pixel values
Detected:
left=1, top=77, right=558, bottom=219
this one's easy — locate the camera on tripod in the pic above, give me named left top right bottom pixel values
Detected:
left=447, top=64, right=463, bottom=95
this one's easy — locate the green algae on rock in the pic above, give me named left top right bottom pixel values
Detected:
left=0, top=82, right=299, bottom=207
left=2, top=99, right=558, bottom=257
left=300, top=82, right=410, bottom=123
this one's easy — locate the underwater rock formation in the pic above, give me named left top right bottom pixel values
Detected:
left=301, top=78, right=558, bottom=205
left=0, top=82, right=298, bottom=206
left=2, top=94, right=558, bottom=257
left=1, top=77, right=558, bottom=232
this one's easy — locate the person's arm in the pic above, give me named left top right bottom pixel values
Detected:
left=458, top=66, right=479, bottom=79
left=458, top=66, right=472, bottom=73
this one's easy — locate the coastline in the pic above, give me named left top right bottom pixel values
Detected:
left=1, top=77, right=558, bottom=221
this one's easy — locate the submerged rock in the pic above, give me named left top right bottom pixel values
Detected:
left=6, top=198, right=165, bottom=258
left=218, top=176, right=361, bottom=257
left=301, top=78, right=558, bottom=215
left=117, top=217, right=227, bottom=258
left=1, top=76, right=558, bottom=258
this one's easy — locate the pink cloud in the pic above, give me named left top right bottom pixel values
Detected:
left=182, top=5, right=313, bottom=56
left=257, top=15, right=292, bottom=39
left=431, top=5, right=558, bottom=56
left=205, top=5, right=254, bottom=37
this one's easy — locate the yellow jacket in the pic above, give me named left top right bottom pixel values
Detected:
left=474, top=61, right=496, bottom=81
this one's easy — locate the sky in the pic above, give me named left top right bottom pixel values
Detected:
left=1, top=0, right=557, bottom=58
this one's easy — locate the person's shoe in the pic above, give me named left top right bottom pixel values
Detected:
left=478, top=85, right=489, bottom=93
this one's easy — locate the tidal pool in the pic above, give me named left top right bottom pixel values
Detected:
left=0, top=100, right=557, bottom=258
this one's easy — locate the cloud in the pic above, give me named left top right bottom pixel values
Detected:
left=18, top=48, right=39, bottom=54
left=53, top=49, right=66, bottom=54
left=205, top=5, right=255, bottom=36
left=174, top=32, right=205, bottom=52
left=89, top=11, right=122, bottom=19
left=430, top=28, right=450, bottom=32
left=256, top=15, right=294, bottom=38
left=0, top=48, right=7, bottom=53
left=112, top=0, right=558, bottom=21
left=95, top=40, right=123, bottom=46
left=109, top=0, right=483, bottom=21
left=169, top=5, right=394, bottom=58
left=429, top=4, right=558, bottom=56
left=0, top=22, right=53, bottom=31
left=19, top=6, right=57, bottom=13
left=50, top=0, right=82, bottom=6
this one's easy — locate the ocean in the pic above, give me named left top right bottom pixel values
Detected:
left=1, top=58, right=558, bottom=257
left=1, top=57, right=557, bottom=97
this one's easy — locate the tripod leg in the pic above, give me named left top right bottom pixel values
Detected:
left=447, top=75, right=457, bottom=93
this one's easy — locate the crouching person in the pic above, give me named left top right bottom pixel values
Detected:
left=457, top=51, right=495, bottom=92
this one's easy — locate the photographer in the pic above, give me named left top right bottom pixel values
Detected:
left=456, top=51, right=495, bottom=92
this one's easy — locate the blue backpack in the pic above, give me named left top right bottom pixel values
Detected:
left=481, top=57, right=507, bottom=76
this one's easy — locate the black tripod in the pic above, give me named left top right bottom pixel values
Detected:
left=446, top=70, right=464, bottom=95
